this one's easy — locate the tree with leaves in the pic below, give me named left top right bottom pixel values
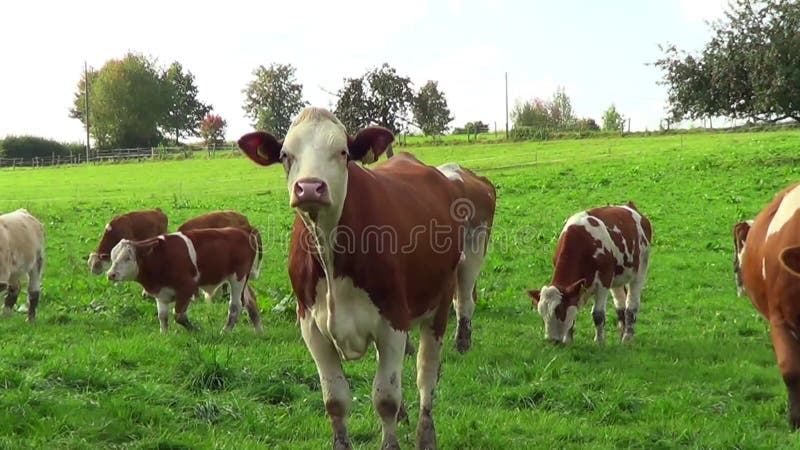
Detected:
left=512, top=98, right=554, bottom=129
left=654, top=0, right=800, bottom=123
left=70, top=52, right=169, bottom=149
left=550, top=86, right=576, bottom=129
left=412, top=81, right=453, bottom=137
left=199, top=113, right=227, bottom=148
left=334, top=77, right=371, bottom=132
left=242, top=63, right=306, bottom=137
left=161, top=62, right=211, bottom=145
left=602, top=104, right=624, bottom=131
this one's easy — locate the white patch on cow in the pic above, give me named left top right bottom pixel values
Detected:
left=105, top=223, right=112, bottom=232
left=172, top=232, right=199, bottom=282
left=311, top=276, right=383, bottom=361
left=564, top=212, right=625, bottom=269
left=762, top=257, right=767, bottom=280
left=436, top=163, right=464, bottom=182
left=767, top=185, right=800, bottom=238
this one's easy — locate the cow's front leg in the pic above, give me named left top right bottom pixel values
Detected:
left=416, top=318, right=444, bottom=450
left=373, top=321, right=406, bottom=450
left=300, top=313, right=352, bottom=450
left=592, top=286, right=609, bottom=344
left=155, top=297, right=171, bottom=333
left=222, top=278, right=245, bottom=333
left=3, top=283, right=19, bottom=318
left=770, top=321, right=800, bottom=428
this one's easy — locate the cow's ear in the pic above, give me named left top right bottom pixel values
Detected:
left=527, top=290, right=541, bottom=308
left=348, top=126, right=394, bottom=163
left=563, top=278, right=586, bottom=303
left=238, top=131, right=283, bottom=166
left=779, top=246, right=800, bottom=277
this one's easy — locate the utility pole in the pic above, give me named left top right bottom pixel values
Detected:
left=84, top=61, right=91, bottom=162
left=504, top=72, right=509, bottom=139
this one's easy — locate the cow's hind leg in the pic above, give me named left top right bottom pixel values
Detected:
left=222, top=278, right=245, bottom=332
left=372, top=320, right=406, bottom=449
left=27, top=251, right=44, bottom=322
left=610, top=287, right=627, bottom=340
left=174, top=290, right=198, bottom=332
left=770, top=321, right=800, bottom=428
left=243, top=284, right=263, bottom=333
left=3, top=282, right=20, bottom=317
left=417, top=316, right=445, bottom=450
left=592, top=286, right=609, bottom=344
left=300, top=314, right=352, bottom=450
left=623, top=278, right=644, bottom=343
left=453, top=228, right=488, bottom=353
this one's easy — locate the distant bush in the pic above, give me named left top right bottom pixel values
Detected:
left=64, top=142, right=86, bottom=156
left=0, top=135, right=70, bottom=159
left=509, top=126, right=553, bottom=141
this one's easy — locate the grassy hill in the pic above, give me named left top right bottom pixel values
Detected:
left=2, top=130, right=800, bottom=448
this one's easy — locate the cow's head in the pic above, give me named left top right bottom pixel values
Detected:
left=87, top=252, right=109, bottom=275
left=237, top=107, right=394, bottom=223
left=528, top=279, right=586, bottom=343
left=733, top=220, right=752, bottom=297
left=107, top=239, right=142, bottom=282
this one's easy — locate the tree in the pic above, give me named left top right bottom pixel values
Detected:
left=550, top=86, right=576, bottom=129
left=0, top=136, right=69, bottom=159
left=161, top=62, right=211, bottom=145
left=602, top=104, right=625, bottom=131
left=70, top=52, right=169, bottom=149
left=242, top=63, right=306, bottom=137
left=512, top=98, right=554, bottom=129
left=654, top=0, right=800, bottom=123
left=365, top=63, right=414, bottom=134
left=576, top=118, right=600, bottom=131
left=199, top=113, right=227, bottom=147
left=412, top=81, right=453, bottom=137
left=334, top=77, right=371, bottom=132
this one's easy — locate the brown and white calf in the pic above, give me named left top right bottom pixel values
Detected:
left=732, top=219, right=753, bottom=298
left=528, top=202, right=652, bottom=344
left=739, top=181, right=800, bottom=428
left=177, top=210, right=259, bottom=304
left=238, top=107, right=491, bottom=450
left=106, top=227, right=262, bottom=333
left=88, top=208, right=168, bottom=275
left=0, top=209, right=45, bottom=322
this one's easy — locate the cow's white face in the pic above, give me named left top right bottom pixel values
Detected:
left=107, top=240, right=138, bottom=282
left=88, top=252, right=108, bottom=275
left=535, top=286, right=578, bottom=343
left=281, top=118, right=350, bottom=220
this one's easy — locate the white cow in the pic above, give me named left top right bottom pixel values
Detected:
left=0, top=209, right=45, bottom=322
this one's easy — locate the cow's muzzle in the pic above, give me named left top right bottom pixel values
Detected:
left=291, top=178, right=331, bottom=209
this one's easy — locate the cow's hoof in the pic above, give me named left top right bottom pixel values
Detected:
left=2, top=307, right=12, bottom=318
left=416, top=411, right=437, bottom=450
left=621, top=333, right=634, bottom=343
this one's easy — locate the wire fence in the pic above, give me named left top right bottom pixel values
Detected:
left=0, top=145, right=240, bottom=169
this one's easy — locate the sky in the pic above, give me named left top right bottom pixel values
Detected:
left=0, top=0, right=730, bottom=144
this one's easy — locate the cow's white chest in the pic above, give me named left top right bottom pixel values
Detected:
left=311, top=276, right=382, bottom=361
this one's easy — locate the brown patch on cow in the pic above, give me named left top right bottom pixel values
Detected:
left=587, top=217, right=600, bottom=227
left=177, top=210, right=251, bottom=233
left=94, top=209, right=168, bottom=260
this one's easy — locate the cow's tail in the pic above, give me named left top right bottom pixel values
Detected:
left=248, top=227, right=263, bottom=279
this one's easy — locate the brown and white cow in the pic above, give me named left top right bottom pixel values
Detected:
left=732, top=219, right=753, bottom=298
left=177, top=210, right=260, bottom=304
left=1, top=209, right=45, bottom=323
left=88, top=208, right=168, bottom=275
left=106, top=227, right=263, bottom=333
left=528, top=202, right=652, bottom=344
left=238, top=107, right=493, bottom=450
left=739, top=181, right=800, bottom=428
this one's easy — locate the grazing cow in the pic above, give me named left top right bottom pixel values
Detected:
left=106, top=227, right=263, bottom=333
left=732, top=219, right=753, bottom=298
left=738, top=181, right=800, bottom=428
left=1, top=209, right=45, bottom=322
left=527, top=202, right=652, bottom=344
left=177, top=210, right=259, bottom=304
left=88, top=208, right=168, bottom=275
left=238, top=106, right=488, bottom=450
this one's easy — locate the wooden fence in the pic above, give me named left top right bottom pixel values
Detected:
left=0, top=146, right=239, bottom=169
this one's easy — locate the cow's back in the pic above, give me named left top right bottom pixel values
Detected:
left=178, top=211, right=250, bottom=232
left=185, top=228, right=256, bottom=284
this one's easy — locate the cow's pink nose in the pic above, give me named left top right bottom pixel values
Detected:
left=293, top=178, right=330, bottom=207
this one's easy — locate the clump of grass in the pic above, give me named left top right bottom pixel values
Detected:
left=180, top=345, right=236, bottom=392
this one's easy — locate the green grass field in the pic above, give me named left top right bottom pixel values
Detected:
left=2, top=130, right=800, bottom=449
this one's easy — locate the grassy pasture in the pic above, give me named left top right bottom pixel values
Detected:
left=2, top=131, right=800, bottom=448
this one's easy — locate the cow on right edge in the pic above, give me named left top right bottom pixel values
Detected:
left=739, top=181, right=800, bottom=429
left=527, top=202, right=652, bottom=344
